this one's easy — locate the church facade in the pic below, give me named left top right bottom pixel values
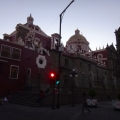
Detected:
left=0, top=15, right=120, bottom=96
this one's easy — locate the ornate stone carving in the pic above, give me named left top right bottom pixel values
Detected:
left=33, top=38, right=40, bottom=47
left=37, top=43, right=50, bottom=56
left=89, top=71, right=94, bottom=88
left=102, top=73, right=108, bottom=89
left=112, top=76, right=117, bottom=89
left=36, top=55, right=47, bottom=68
left=25, top=29, right=35, bottom=49
left=17, top=37, right=24, bottom=45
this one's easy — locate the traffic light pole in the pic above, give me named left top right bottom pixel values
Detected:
left=57, top=0, right=75, bottom=109
left=51, top=73, right=56, bottom=109
left=51, top=84, right=55, bottom=109
left=72, top=77, right=75, bottom=107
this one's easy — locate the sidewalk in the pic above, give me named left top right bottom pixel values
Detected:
left=0, top=101, right=118, bottom=120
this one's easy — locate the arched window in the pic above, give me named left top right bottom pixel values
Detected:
left=26, top=68, right=31, bottom=77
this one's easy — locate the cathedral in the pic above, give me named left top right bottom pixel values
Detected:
left=0, top=15, right=120, bottom=97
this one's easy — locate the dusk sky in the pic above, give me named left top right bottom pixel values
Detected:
left=0, top=0, right=120, bottom=50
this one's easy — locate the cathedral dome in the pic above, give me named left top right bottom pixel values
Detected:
left=66, top=29, right=89, bottom=45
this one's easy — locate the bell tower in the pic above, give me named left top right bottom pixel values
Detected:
left=115, top=27, right=120, bottom=77
left=115, top=28, right=120, bottom=54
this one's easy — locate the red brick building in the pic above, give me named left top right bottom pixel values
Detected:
left=0, top=15, right=119, bottom=96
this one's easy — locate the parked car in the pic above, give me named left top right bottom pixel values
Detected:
left=112, top=93, right=120, bottom=110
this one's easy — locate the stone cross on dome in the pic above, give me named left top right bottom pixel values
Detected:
left=27, top=14, right=34, bottom=25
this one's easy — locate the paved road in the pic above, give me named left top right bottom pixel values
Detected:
left=0, top=101, right=120, bottom=120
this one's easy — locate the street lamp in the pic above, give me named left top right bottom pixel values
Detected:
left=57, top=0, right=75, bottom=109
left=70, top=68, right=78, bottom=107
left=81, top=72, right=84, bottom=87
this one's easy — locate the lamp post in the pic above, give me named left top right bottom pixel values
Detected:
left=70, top=68, right=78, bottom=107
left=81, top=72, right=84, bottom=87
left=57, top=0, right=75, bottom=109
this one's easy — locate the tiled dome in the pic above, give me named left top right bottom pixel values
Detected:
left=66, top=29, right=89, bottom=45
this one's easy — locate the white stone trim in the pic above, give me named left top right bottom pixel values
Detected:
left=0, top=59, right=8, bottom=62
left=36, top=55, right=47, bottom=68
left=17, top=24, right=49, bottom=38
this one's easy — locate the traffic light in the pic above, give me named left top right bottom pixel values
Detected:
left=50, top=72, right=55, bottom=78
left=50, top=72, right=56, bottom=78
left=56, top=80, right=60, bottom=85
left=49, top=72, right=60, bottom=85
left=49, top=72, right=56, bottom=84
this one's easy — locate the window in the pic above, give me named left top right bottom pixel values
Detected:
left=97, top=54, right=103, bottom=60
left=0, top=44, right=21, bottom=61
left=1, top=45, right=11, bottom=58
left=25, top=40, right=32, bottom=47
left=26, top=68, right=31, bottom=77
left=12, top=48, right=21, bottom=60
left=9, top=65, right=19, bottom=79
left=99, top=55, right=102, bottom=58
left=65, top=59, right=69, bottom=67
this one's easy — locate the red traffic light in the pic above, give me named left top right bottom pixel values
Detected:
left=50, top=72, right=55, bottom=78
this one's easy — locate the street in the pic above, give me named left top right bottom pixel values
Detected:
left=0, top=101, right=120, bottom=120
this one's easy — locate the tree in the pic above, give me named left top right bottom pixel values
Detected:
left=88, top=89, right=96, bottom=99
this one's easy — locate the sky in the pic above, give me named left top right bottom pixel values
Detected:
left=0, top=0, right=120, bottom=50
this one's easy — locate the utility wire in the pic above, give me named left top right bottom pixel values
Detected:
left=45, top=17, right=59, bottom=31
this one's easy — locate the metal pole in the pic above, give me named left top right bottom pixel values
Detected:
left=72, top=76, right=75, bottom=107
left=51, top=75, right=56, bottom=109
left=56, top=14, right=61, bottom=109
left=60, top=0, right=75, bottom=16
left=51, top=85, right=55, bottom=109
left=57, top=0, right=75, bottom=109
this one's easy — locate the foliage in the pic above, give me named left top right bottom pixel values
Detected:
left=88, top=89, right=96, bottom=99
left=117, top=93, right=120, bottom=100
